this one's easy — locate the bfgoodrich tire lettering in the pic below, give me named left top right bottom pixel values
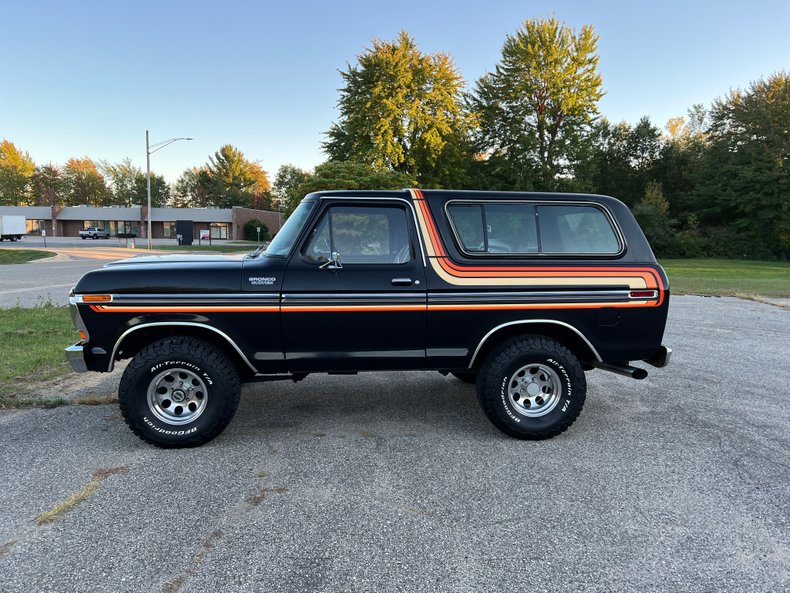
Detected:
left=476, top=336, right=586, bottom=440
left=119, top=336, right=240, bottom=448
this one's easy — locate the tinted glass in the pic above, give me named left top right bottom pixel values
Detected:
left=537, top=205, right=620, bottom=253
left=265, top=201, right=314, bottom=257
left=485, top=204, right=538, bottom=253
left=448, top=203, right=538, bottom=254
left=304, top=205, right=410, bottom=264
left=447, top=204, right=485, bottom=252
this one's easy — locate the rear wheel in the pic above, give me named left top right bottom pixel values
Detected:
left=476, top=335, right=586, bottom=440
left=119, top=336, right=240, bottom=448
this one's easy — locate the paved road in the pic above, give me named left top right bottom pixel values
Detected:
left=0, top=241, right=256, bottom=307
left=0, top=258, right=110, bottom=307
left=0, top=296, right=787, bottom=592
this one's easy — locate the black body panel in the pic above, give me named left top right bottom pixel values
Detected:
left=69, top=189, right=670, bottom=378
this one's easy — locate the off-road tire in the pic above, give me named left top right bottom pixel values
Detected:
left=476, top=335, right=586, bottom=440
left=450, top=371, right=477, bottom=384
left=119, top=336, right=240, bottom=448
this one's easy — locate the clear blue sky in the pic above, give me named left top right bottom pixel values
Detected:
left=1, top=0, right=787, bottom=183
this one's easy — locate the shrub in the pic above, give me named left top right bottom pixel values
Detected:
left=244, top=219, right=269, bottom=242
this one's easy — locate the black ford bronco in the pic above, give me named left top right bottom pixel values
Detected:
left=67, top=189, right=671, bottom=447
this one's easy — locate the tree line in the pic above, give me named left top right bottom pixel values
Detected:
left=1, top=18, right=787, bottom=258
left=0, top=143, right=273, bottom=211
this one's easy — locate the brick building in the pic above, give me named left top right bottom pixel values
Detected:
left=0, top=205, right=282, bottom=240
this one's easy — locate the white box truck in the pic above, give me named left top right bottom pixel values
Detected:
left=0, top=215, right=26, bottom=241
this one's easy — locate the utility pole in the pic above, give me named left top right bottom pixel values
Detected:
left=146, top=131, right=193, bottom=250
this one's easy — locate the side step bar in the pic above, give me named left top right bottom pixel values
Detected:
left=591, top=362, right=648, bottom=380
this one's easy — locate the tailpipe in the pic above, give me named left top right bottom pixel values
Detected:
left=591, top=361, right=648, bottom=380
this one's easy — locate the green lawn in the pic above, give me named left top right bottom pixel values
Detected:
left=660, top=259, right=790, bottom=298
left=150, top=243, right=257, bottom=253
left=0, top=249, right=56, bottom=264
left=0, top=305, right=75, bottom=401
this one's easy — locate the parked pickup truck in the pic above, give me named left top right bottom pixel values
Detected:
left=66, top=189, right=671, bottom=447
left=79, top=226, right=110, bottom=239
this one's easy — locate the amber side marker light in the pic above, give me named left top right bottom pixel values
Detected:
left=629, top=290, right=658, bottom=299
left=82, top=295, right=112, bottom=303
left=78, top=330, right=87, bottom=341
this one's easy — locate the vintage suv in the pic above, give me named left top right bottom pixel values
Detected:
left=66, top=189, right=671, bottom=447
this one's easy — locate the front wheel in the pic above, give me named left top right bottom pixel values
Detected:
left=119, top=336, right=241, bottom=448
left=476, top=336, right=586, bottom=440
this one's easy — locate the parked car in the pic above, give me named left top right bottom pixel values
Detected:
left=79, top=226, right=110, bottom=239
left=66, top=189, right=671, bottom=447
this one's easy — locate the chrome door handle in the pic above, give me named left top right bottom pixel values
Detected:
left=391, top=278, right=413, bottom=286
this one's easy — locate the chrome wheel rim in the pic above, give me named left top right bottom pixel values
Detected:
left=147, top=368, right=208, bottom=425
left=507, top=363, right=561, bottom=417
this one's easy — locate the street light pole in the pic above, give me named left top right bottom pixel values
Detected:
left=145, top=131, right=193, bottom=250
left=146, top=130, right=152, bottom=249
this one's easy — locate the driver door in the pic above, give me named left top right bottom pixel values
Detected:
left=281, top=199, right=427, bottom=372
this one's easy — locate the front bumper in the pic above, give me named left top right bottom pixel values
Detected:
left=65, top=344, right=88, bottom=373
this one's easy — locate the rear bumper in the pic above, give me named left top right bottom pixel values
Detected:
left=65, top=344, right=88, bottom=373
left=644, top=345, right=672, bottom=368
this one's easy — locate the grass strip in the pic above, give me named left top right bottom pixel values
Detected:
left=0, top=305, right=75, bottom=400
left=0, top=249, right=56, bottom=264
left=150, top=244, right=256, bottom=253
left=660, top=259, right=790, bottom=298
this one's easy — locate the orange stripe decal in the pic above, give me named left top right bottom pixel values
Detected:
left=90, top=305, right=279, bottom=313
left=409, top=188, right=665, bottom=306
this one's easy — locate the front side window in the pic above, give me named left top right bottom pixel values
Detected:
left=447, top=201, right=621, bottom=256
left=304, top=205, right=411, bottom=265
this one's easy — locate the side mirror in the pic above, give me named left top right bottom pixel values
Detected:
left=319, top=251, right=343, bottom=270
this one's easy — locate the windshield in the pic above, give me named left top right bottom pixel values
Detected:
left=264, top=201, right=315, bottom=257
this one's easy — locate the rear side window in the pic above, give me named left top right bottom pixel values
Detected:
left=448, top=203, right=539, bottom=254
left=537, top=205, right=620, bottom=254
left=446, top=201, right=621, bottom=256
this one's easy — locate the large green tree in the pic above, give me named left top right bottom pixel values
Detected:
left=0, top=140, right=35, bottom=205
left=579, top=117, right=662, bottom=205
left=198, top=145, right=265, bottom=208
left=324, top=31, right=473, bottom=186
left=172, top=168, right=206, bottom=208
left=273, top=164, right=311, bottom=216
left=30, top=163, right=62, bottom=206
left=62, top=157, right=109, bottom=206
left=100, top=158, right=169, bottom=207
left=695, top=72, right=789, bottom=257
left=295, top=161, right=416, bottom=199
left=471, top=17, right=603, bottom=190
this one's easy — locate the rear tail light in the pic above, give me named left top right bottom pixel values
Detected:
left=629, top=290, right=658, bottom=299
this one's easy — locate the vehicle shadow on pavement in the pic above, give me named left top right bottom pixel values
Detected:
left=230, top=371, right=491, bottom=442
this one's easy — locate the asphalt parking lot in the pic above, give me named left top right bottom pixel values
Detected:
left=0, top=295, right=788, bottom=592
